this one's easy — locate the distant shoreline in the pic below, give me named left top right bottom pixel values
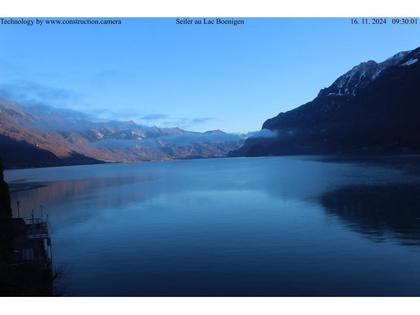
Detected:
left=5, top=153, right=420, bottom=175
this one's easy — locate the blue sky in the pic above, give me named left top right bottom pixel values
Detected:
left=1, top=18, right=420, bottom=133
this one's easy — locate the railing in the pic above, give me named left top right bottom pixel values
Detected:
left=15, top=202, right=48, bottom=226
left=23, top=217, right=47, bottom=225
left=12, top=202, right=53, bottom=263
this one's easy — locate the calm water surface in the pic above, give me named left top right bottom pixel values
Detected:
left=5, top=156, right=420, bottom=296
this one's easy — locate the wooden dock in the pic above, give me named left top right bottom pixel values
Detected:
left=9, top=217, right=52, bottom=270
left=1, top=216, right=54, bottom=296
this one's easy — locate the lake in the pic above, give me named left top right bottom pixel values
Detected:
left=5, top=156, right=420, bottom=296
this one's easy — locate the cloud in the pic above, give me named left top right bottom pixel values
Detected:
left=111, top=113, right=215, bottom=129
left=79, top=108, right=215, bottom=131
left=92, top=130, right=243, bottom=150
left=92, top=69, right=136, bottom=87
left=0, top=80, right=80, bottom=108
left=160, top=131, right=241, bottom=145
left=242, top=129, right=278, bottom=139
left=190, top=117, right=214, bottom=125
left=95, top=69, right=120, bottom=79
left=0, top=79, right=218, bottom=132
left=92, top=69, right=125, bottom=85
left=140, top=113, right=168, bottom=121
left=161, top=117, right=215, bottom=129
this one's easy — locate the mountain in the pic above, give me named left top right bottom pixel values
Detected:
left=235, top=47, right=420, bottom=156
left=0, top=98, right=243, bottom=168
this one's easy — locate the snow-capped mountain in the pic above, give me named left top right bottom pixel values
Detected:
left=0, top=98, right=243, bottom=168
left=319, top=49, right=418, bottom=97
left=235, top=46, right=420, bottom=156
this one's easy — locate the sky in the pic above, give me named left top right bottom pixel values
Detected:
left=1, top=18, right=420, bottom=133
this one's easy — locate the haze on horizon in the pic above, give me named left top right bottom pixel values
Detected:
left=1, top=18, right=420, bottom=133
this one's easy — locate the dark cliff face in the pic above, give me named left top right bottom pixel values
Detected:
left=0, top=161, right=12, bottom=219
left=0, top=160, right=12, bottom=263
left=236, top=47, right=420, bottom=156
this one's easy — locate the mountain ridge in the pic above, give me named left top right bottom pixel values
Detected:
left=235, top=46, right=420, bottom=156
left=0, top=98, right=243, bottom=169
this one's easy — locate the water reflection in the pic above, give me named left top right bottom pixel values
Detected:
left=5, top=157, right=420, bottom=296
left=321, top=184, right=420, bottom=245
left=9, top=158, right=420, bottom=247
left=9, top=176, right=152, bottom=224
